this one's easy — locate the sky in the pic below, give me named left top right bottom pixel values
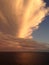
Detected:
left=0, top=0, right=49, bottom=44
left=33, top=15, right=49, bottom=43
left=33, top=0, right=49, bottom=43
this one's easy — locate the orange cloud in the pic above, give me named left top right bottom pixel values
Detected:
left=0, top=0, right=49, bottom=39
left=15, top=0, right=49, bottom=38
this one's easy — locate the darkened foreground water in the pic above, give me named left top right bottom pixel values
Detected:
left=0, top=52, right=49, bottom=65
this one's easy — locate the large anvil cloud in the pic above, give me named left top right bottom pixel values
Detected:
left=0, top=0, right=49, bottom=38
left=0, top=0, right=49, bottom=51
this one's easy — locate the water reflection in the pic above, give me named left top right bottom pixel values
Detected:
left=0, top=52, right=49, bottom=65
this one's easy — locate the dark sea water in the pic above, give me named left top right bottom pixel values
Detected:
left=0, top=52, right=49, bottom=65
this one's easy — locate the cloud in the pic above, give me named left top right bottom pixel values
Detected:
left=0, top=0, right=19, bottom=36
left=0, top=0, right=49, bottom=38
left=15, top=0, right=49, bottom=38
left=0, top=33, right=49, bottom=51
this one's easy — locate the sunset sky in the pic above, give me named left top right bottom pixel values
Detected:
left=33, top=15, right=49, bottom=43
left=33, top=0, right=49, bottom=43
left=0, top=0, right=49, bottom=44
